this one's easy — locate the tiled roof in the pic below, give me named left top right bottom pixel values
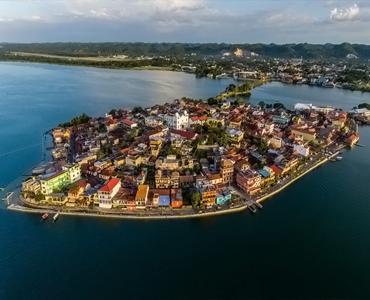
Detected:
left=44, top=171, right=65, bottom=181
left=99, top=178, right=121, bottom=192
left=170, top=129, right=197, bottom=139
left=270, top=165, right=283, bottom=175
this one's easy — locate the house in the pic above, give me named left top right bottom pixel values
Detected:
left=136, top=169, right=148, bottom=185
left=135, top=185, right=149, bottom=209
left=269, top=137, right=282, bottom=149
left=293, top=142, right=310, bottom=157
left=125, top=151, right=144, bottom=167
left=228, top=129, right=244, bottom=142
left=344, top=133, right=359, bottom=147
left=229, top=117, right=242, bottom=129
left=236, top=169, right=262, bottom=195
left=291, top=126, right=317, bottom=142
left=155, top=155, right=180, bottom=170
left=170, top=129, right=197, bottom=140
left=98, top=178, right=121, bottom=209
left=145, top=115, right=163, bottom=127
left=179, top=175, right=195, bottom=187
left=155, top=169, right=180, bottom=189
left=188, top=115, right=207, bottom=127
left=121, top=119, right=138, bottom=129
left=150, top=139, right=163, bottom=157
left=146, top=188, right=170, bottom=208
left=171, top=189, right=183, bottom=208
left=207, top=173, right=223, bottom=185
left=215, top=187, right=231, bottom=204
left=112, top=187, right=137, bottom=209
left=198, top=181, right=217, bottom=205
left=22, top=177, right=41, bottom=195
left=164, top=111, right=189, bottom=129
left=219, top=159, right=234, bottom=183
left=270, top=165, right=283, bottom=177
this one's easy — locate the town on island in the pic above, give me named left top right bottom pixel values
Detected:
left=10, top=90, right=367, bottom=219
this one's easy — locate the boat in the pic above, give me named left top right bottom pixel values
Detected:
left=248, top=205, right=257, bottom=213
left=330, top=158, right=336, bottom=162
left=42, top=213, right=49, bottom=220
left=336, top=157, right=342, bottom=161
left=53, top=212, right=59, bottom=222
left=254, top=202, right=263, bottom=209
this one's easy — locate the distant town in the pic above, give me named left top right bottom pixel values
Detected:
left=1, top=43, right=370, bottom=93
left=17, top=89, right=369, bottom=218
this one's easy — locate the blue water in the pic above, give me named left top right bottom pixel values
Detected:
left=1, top=62, right=370, bottom=299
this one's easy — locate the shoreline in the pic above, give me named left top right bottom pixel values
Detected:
left=8, top=151, right=339, bottom=220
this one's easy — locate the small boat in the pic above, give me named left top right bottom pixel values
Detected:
left=336, top=157, right=342, bottom=161
left=53, top=212, right=59, bottom=222
left=248, top=205, right=257, bottom=213
left=330, top=158, right=336, bottom=162
left=42, top=213, right=49, bottom=220
left=254, top=202, right=263, bottom=209
left=339, top=150, right=343, bottom=154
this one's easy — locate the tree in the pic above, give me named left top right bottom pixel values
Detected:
left=193, top=164, right=202, bottom=175
left=257, top=139, right=269, bottom=154
left=108, top=109, right=117, bottom=115
left=259, top=101, right=266, bottom=109
left=191, top=137, right=201, bottom=149
left=34, top=192, right=45, bottom=202
left=191, top=192, right=201, bottom=209
left=273, top=103, right=285, bottom=110
left=132, top=106, right=143, bottom=114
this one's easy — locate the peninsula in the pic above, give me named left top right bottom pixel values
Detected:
left=15, top=92, right=365, bottom=219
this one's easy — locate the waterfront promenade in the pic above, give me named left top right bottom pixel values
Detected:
left=8, top=147, right=342, bottom=220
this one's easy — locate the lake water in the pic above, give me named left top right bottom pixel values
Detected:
left=1, top=62, right=370, bottom=299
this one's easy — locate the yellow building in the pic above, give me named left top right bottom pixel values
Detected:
left=125, top=152, right=144, bottom=167
left=291, top=128, right=317, bottom=142
left=219, top=159, right=234, bottom=183
left=150, top=139, right=163, bottom=158
left=135, top=185, right=149, bottom=209
left=200, top=184, right=216, bottom=205
left=206, top=117, right=225, bottom=127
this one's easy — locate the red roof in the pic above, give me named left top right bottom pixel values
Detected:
left=270, top=165, right=283, bottom=175
left=170, top=129, right=197, bottom=139
left=99, top=178, right=121, bottom=192
left=78, top=182, right=88, bottom=188
left=121, top=119, right=135, bottom=126
left=199, top=116, right=207, bottom=121
left=191, top=116, right=199, bottom=122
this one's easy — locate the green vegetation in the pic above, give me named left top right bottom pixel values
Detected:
left=97, top=144, right=112, bottom=160
left=3, top=42, right=370, bottom=59
left=358, top=103, right=370, bottom=110
left=58, top=113, right=91, bottom=128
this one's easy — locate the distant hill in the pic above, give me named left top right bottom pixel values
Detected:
left=1, top=42, right=370, bottom=59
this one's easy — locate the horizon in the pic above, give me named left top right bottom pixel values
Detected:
left=1, top=1, right=370, bottom=44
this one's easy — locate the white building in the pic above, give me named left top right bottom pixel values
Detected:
left=98, top=178, right=121, bottom=209
left=293, top=143, right=310, bottom=157
left=163, top=111, right=189, bottom=129
left=145, top=115, right=163, bottom=127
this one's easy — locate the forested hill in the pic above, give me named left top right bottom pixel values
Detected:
left=1, top=42, right=370, bottom=59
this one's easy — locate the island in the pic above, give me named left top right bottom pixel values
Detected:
left=10, top=92, right=366, bottom=219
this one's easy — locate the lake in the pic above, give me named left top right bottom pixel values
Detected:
left=1, top=62, right=370, bottom=299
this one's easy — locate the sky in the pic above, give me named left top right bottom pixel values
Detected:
left=0, top=0, right=370, bottom=44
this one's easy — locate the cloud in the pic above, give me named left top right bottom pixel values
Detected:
left=330, top=3, right=360, bottom=21
left=22, top=15, right=41, bottom=22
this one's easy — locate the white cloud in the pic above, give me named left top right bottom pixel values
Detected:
left=331, top=4, right=360, bottom=21
left=22, top=15, right=41, bottom=21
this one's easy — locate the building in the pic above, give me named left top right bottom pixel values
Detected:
left=135, top=185, right=149, bottom=209
left=98, top=178, right=121, bottom=209
left=229, top=117, right=242, bottom=129
left=219, top=159, right=234, bottom=183
left=198, top=181, right=217, bottom=205
left=269, top=137, right=282, bottom=149
left=145, top=115, right=163, bottom=127
left=236, top=169, right=262, bottom=195
left=293, top=143, right=310, bottom=157
left=170, top=129, right=197, bottom=140
left=121, top=119, right=138, bottom=129
left=164, top=111, right=188, bottom=129
left=150, top=139, right=163, bottom=157
left=171, top=189, right=183, bottom=208
left=291, top=126, right=317, bottom=142
left=155, top=155, right=180, bottom=170
left=155, top=169, right=180, bottom=189
left=22, top=177, right=41, bottom=195
left=40, top=164, right=81, bottom=195
left=344, top=133, right=359, bottom=147
left=125, top=151, right=144, bottom=167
